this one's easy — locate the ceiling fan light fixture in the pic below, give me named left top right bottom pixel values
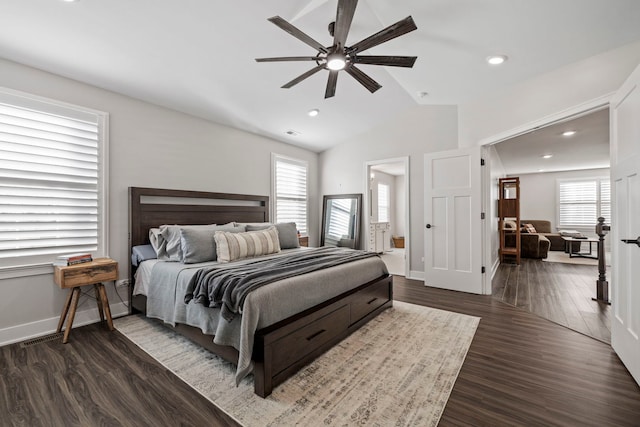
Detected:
left=487, top=55, right=508, bottom=65
left=326, top=54, right=347, bottom=71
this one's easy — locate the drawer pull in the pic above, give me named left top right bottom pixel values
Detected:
left=306, top=329, right=326, bottom=341
left=367, top=298, right=378, bottom=305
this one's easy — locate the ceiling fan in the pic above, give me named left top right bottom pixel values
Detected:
left=255, top=0, right=417, bottom=99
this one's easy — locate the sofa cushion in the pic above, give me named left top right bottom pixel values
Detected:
left=522, top=220, right=552, bottom=234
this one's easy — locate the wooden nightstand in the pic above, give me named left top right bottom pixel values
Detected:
left=53, top=258, right=118, bottom=343
left=298, top=236, right=309, bottom=247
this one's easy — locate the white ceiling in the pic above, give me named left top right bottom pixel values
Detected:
left=493, top=108, right=610, bottom=175
left=2, top=1, right=640, bottom=152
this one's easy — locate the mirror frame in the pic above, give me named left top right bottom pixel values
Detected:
left=320, top=193, right=363, bottom=249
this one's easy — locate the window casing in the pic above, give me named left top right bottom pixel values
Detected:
left=272, top=155, right=308, bottom=235
left=0, top=88, right=108, bottom=274
left=557, top=177, right=610, bottom=228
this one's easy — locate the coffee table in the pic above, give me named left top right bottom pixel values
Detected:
left=561, top=236, right=599, bottom=259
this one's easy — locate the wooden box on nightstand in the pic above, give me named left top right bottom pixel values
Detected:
left=54, top=258, right=118, bottom=343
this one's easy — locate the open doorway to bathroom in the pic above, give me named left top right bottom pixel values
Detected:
left=366, top=158, right=409, bottom=277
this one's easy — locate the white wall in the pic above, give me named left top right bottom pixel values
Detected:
left=514, top=168, right=610, bottom=236
left=459, top=40, right=640, bottom=148
left=320, top=105, right=459, bottom=278
left=394, top=175, right=406, bottom=237
left=0, top=58, right=319, bottom=345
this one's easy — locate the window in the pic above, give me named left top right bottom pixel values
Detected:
left=272, top=155, right=307, bottom=235
left=0, top=89, right=108, bottom=272
left=558, top=178, right=610, bottom=228
left=377, top=183, right=389, bottom=222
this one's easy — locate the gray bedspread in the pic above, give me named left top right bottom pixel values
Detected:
left=185, top=247, right=379, bottom=322
left=143, top=248, right=388, bottom=384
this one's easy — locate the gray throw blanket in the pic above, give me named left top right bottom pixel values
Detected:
left=184, top=247, right=379, bottom=322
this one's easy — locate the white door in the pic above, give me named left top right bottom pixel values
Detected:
left=610, top=63, right=640, bottom=385
left=424, top=147, right=483, bottom=293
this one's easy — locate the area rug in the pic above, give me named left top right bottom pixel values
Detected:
left=114, top=301, right=479, bottom=427
left=543, top=250, right=610, bottom=266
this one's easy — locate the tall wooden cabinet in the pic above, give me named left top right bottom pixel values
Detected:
left=498, top=177, right=521, bottom=264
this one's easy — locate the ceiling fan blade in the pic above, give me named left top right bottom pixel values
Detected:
left=333, top=0, right=358, bottom=49
left=349, top=16, right=417, bottom=54
left=282, top=64, right=325, bottom=89
left=325, top=71, right=339, bottom=99
left=345, top=65, right=382, bottom=93
left=268, top=16, right=328, bottom=54
left=353, top=55, right=417, bottom=67
left=256, top=56, right=320, bottom=63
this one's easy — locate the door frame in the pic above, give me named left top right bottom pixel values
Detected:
left=364, top=157, right=411, bottom=277
left=478, top=94, right=613, bottom=286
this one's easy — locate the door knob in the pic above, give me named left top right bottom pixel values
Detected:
left=426, top=224, right=432, bottom=229
left=621, top=237, right=640, bottom=247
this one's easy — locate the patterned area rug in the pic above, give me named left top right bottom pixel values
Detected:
left=114, top=302, right=479, bottom=426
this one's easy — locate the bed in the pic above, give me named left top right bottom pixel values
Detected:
left=128, top=187, right=393, bottom=397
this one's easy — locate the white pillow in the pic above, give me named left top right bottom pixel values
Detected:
left=149, top=228, right=162, bottom=252
left=214, top=226, right=281, bottom=263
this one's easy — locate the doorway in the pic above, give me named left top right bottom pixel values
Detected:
left=365, top=158, right=409, bottom=277
left=485, top=106, right=612, bottom=342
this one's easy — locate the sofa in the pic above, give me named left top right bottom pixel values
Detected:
left=521, top=220, right=566, bottom=251
left=503, top=219, right=582, bottom=259
left=505, top=231, right=550, bottom=259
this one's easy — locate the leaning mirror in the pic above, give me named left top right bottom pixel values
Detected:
left=321, top=194, right=362, bottom=249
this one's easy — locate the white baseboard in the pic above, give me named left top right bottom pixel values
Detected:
left=0, top=302, right=129, bottom=347
left=408, top=270, right=425, bottom=281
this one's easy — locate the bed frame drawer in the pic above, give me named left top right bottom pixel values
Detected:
left=271, top=304, right=350, bottom=375
left=350, top=278, right=391, bottom=323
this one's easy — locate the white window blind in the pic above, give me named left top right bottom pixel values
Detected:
left=378, top=183, right=389, bottom=222
left=558, top=178, right=610, bottom=227
left=273, top=155, right=307, bottom=235
left=0, top=89, right=107, bottom=270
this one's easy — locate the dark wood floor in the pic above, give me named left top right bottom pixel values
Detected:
left=493, top=257, right=611, bottom=343
left=1, top=276, right=639, bottom=426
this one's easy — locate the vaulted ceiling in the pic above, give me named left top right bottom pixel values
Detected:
left=2, top=0, right=640, bottom=152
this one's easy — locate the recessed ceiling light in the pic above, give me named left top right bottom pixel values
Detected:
left=487, top=55, right=508, bottom=65
left=62, top=0, right=79, bottom=2
left=542, top=154, right=553, bottom=159
left=285, top=130, right=300, bottom=136
left=538, top=169, right=545, bottom=172
left=307, top=109, right=319, bottom=117
left=562, top=130, right=577, bottom=137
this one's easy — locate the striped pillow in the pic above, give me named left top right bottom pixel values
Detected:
left=214, top=226, right=281, bottom=262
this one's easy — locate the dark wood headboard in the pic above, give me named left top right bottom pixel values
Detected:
left=128, top=187, right=270, bottom=309
left=129, top=187, right=269, bottom=247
